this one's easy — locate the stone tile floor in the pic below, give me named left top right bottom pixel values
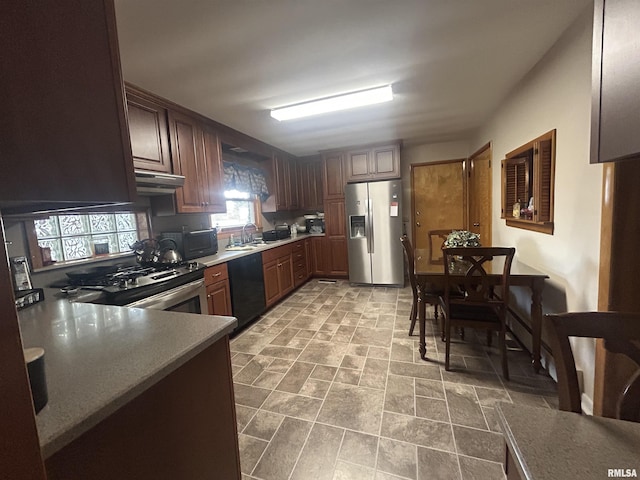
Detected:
left=230, top=280, right=558, bottom=480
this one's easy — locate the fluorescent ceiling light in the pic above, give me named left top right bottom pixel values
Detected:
left=270, top=85, right=393, bottom=121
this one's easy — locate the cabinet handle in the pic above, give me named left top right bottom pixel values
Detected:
left=207, top=294, right=211, bottom=298
left=473, top=223, right=480, bottom=227
left=416, top=222, right=421, bottom=227
left=212, top=272, right=222, bottom=277
left=277, top=263, right=282, bottom=267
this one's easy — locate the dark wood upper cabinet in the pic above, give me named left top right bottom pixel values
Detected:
left=126, top=89, right=171, bottom=173
left=297, top=157, right=324, bottom=211
left=591, top=0, right=640, bottom=163
left=167, top=110, right=225, bottom=214
left=323, top=153, right=346, bottom=199
left=0, top=0, right=135, bottom=211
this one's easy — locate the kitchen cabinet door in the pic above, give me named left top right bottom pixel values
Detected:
left=278, top=254, right=294, bottom=297
left=344, top=149, right=371, bottom=182
left=343, top=143, right=401, bottom=182
left=311, top=237, right=327, bottom=276
left=371, top=144, right=401, bottom=178
left=168, top=110, right=225, bottom=214
left=201, top=126, right=226, bottom=213
left=323, top=153, right=346, bottom=199
left=207, top=280, right=232, bottom=316
left=126, top=89, right=171, bottom=173
left=263, top=259, right=281, bottom=307
left=591, top=0, right=640, bottom=163
left=169, top=110, right=206, bottom=213
left=327, top=238, right=349, bottom=276
left=0, top=0, right=135, bottom=211
left=324, top=199, right=346, bottom=237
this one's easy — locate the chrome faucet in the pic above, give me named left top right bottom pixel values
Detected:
left=241, top=223, right=257, bottom=244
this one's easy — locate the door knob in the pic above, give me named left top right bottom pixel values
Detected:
left=416, top=222, right=421, bottom=227
left=416, top=211, right=421, bottom=216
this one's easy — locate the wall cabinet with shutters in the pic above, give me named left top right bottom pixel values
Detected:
left=205, top=264, right=232, bottom=316
left=167, top=110, right=226, bottom=214
left=344, top=143, right=401, bottom=183
left=501, top=130, right=555, bottom=234
left=126, top=87, right=172, bottom=173
left=262, top=244, right=294, bottom=307
left=591, top=0, right=640, bottom=164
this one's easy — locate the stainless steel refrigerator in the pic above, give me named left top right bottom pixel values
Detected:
left=345, top=179, right=404, bottom=286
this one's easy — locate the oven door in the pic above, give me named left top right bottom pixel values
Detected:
left=125, top=278, right=207, bottom=313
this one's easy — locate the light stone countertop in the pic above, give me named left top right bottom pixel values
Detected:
left=496, top=403, right=640, bottom=480
left=198, top=232, right=325, bottom=266
left=19, top=294, right=236, bottom=458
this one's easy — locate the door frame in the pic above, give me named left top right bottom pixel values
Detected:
left=467, top=142, right=493, bottom=246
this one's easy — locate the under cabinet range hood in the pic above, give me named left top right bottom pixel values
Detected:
left=134, top=170, right=185, bottom=195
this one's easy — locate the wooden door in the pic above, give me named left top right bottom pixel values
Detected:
left=411, top=160, right=466, bottom=271
left=168, top=110, right=205, bottom=213
left=126, top=92, right=171, bottom=173
left=201, top=126, right=226, bottom=213
left=468, top=144, right=492, bottom=246
left=207, top=281, right=232, bottom=316
left=328, top=238, right=349, bottom=276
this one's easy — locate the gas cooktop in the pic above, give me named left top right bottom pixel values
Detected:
left=59, top=262, right=206, bottom=306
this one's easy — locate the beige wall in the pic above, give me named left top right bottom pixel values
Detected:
left=401, top=6, right=599, bottom=410
left=471, top=6, right=600, bottom=410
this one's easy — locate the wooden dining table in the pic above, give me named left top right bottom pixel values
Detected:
left=414, top=249, right=549, bottom=372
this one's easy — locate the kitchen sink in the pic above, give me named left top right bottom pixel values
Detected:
left=225, top=245, right=258, bottom=251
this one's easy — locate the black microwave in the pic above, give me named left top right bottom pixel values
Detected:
left=161, top=229, right=218, bottom=260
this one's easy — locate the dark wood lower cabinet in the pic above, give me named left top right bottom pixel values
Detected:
left=310, top=236, right=348, bottom=277
left=262, top=243, right=295, bottom=308
left=207, top=281, right=232, bottom=316
left=45, top=338, right=240, bottom=480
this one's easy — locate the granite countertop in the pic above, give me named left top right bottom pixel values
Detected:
left=198, top=232, right=325, bottom=266
left=19, top=296, right=236, bottom=459
left=497, top=403, right=640, bottom=480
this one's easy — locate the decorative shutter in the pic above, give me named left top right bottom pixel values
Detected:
left=502, top=157, right=529, bottom=218
left=536, top=139, right=553, bottom=222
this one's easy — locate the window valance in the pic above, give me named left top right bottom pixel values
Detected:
left=223, top=162, right=270, bottom=201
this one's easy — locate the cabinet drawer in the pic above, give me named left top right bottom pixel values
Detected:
left=262, top=244, right=292, bottom=263
left=293, top=259, right=307, bottom=273
left=204, top=263, right=228, bottom=286
left=294, top=269, right=308, bottom=287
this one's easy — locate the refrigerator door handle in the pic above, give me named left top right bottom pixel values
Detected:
left=368, top=198, right=374, bottom=254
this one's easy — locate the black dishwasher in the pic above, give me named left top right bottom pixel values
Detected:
left=227, top=253, right=266, bottom=331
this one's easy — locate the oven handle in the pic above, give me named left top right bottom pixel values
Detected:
left=126, top=278, right=205, bottom=310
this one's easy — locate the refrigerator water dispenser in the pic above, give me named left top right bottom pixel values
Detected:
left=350, top=216, right=366, bottom=238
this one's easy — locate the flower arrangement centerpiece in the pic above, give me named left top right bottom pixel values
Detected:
left=442, top=230, right=481, bottom=249
left=442, top=230, right=481, bottom=274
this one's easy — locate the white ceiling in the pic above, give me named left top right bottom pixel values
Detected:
left=114, top=0, right=591, bottom=157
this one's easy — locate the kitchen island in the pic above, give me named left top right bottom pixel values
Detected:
left=19, top=295, right=240, bottom=479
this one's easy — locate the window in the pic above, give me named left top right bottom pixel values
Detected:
left=29, top=211, right=147, bottom=268
left=501, top=129, right=555, bottom=234
left=210, top=190, right=260, bottom=230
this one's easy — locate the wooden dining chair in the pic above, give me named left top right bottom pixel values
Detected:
left=401, top=235, right=442, bottom=336
left=440, top=246, right=515, bottom=379
left=428, top=229, right=454, bottom=265
left=544, top=311, right=640, bottom=422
